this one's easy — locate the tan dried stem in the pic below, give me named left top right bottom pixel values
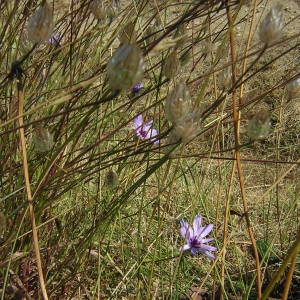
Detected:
left=226, top=3, right=262, bottom=299
left=17, top=77, right=48, bottom=299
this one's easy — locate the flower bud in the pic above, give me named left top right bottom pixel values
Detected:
left=33, top=125, right=54, bottom=152
left=119, top=21, right=136, bottom=44
left=247, top=108, right=271, bottom=140
left=19, top=30, right=34, bottom=55
left=165, top=79, right=192, bottom=124
left=107, top=43, right=145, bottom=90
left=104, top=170, right=118, bottom=189
left=218, top=68, right=231, bottom=90
left=27, top=1, right=54, bottom=45
left=173, top=108, right=202, bottom=143
left=107, top=0, right=121, bottom=21
left=259, top=3, right=284, bottom=45
left=286, top=77, right=300, bottom=101
left=162, top=51, right=181, bottom=79
left=92, top=0, right=107, bottom=21
left=0, top=211, right=6, bottom=232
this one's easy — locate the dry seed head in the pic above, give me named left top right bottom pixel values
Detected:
left=107, top=0, right=121, bottom=21
left=247, top=108, right=271, bottom=140
left=119, top=21, right=136, bottom=44
left=0, top=211, right=5, bottom=232
left=218, top=68, right=231, bottom=90
left=19, top=30, right=34, bottom=55
left=162, top=51, right=181, bottom=79
left=165, top=79, right=192, bottom=124
left=92, top=0, right=107, bottom=21
left=173, top=108, right=202, bottom=143
left=33, top=125, right=54, bottom=152
left=259, top=3, right=284, bottom=45
left=286, top=77, right=300, bottom=101
left=107, top=43, right=145, bottom=90
left=27, top=1, right=54, bottom=45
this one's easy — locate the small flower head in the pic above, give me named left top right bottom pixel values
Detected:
left=27, top=1, right=54, bottom=45
left=33, top=125, right=54, bottom=152
left=162, top=51, right=181, bottom=79
left=104, top=170, right=118, bottom=189
left=107, top=43, right=145, bottom=90
left=247, top=108, right=271, bottom=140
left=92, top=0, right=107, bottom=21
left=179, top=215, right=216, bottom=259
left=165, top=79, right=192, bottom=124
left=286, top=77, right=300, bottom=101
left=259, top=3, right=284, bottom=45
left=131, top=82, right=144, bottom=95
left=173, top=108, right=202, bottom=143
left=132, top=115, right=159, bottom=145
left=107, top=0, right=121, bottom=21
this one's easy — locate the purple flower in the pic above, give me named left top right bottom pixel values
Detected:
left=132, top=114, right=159, bottom=145
left=179, top=215, right=216, bottom=259
left=131, top=82, right=144, bottom=95
left=49, top=33, right=60, bottom=45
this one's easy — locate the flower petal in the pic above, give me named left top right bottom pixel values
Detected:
left=200, top=244, right=217, bottom=252
left=179, top=244, right=191, bottom=252
left=198, top=224, right=214, bottom=238
left=134, top=115, right=143, bottom=129
left=201, top=237, right=214, bottom=244
left=199, top=249, right=215, bottom=260
left=193, top=215, right=202, bottom=234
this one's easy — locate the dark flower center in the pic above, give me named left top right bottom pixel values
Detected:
left=190, top=236, right=201, bottom=248
left=140, top=128, right=147, bottom=138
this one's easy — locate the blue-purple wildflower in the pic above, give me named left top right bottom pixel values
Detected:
left=49, top=33, right=60, bottom=45
left=132, top=115, right=159, bottom=145
left=179, top=215, right=216, bottom=259
left=131, top=82, right=144, bottom=95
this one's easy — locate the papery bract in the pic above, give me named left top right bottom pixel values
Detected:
left=27, top=1, right=54, bottom=44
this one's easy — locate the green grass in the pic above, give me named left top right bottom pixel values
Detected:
left=0, top=0, right=299, bottom=299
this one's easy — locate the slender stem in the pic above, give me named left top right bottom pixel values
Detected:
left=226, top=3, right=262, bottom=298
left=17, top=76, right=49, bottom=300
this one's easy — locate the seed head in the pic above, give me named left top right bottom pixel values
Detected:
left=92, top=0, right=107, bottom=21
left=119, top=21, right=136, bottom=44
left=107, top=0, right=121, bottom=21
left=27, top=1, right=54, bottom=45
left=286, top=77, right=300, bottom=101
left=165, top=79, right=192, bottom=124
left=259, top=3, right=284, bottom=45
left=33, top=125, right=54, bottom=152
left=247, top=108, right=271, bottom=140
left=164, top=133, right=181, bottom=155
left=107, top=43, right=145, bottom=90
left=174, top=108, right=202, bottom=143
left=162, top=51, right=181, bottom=79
